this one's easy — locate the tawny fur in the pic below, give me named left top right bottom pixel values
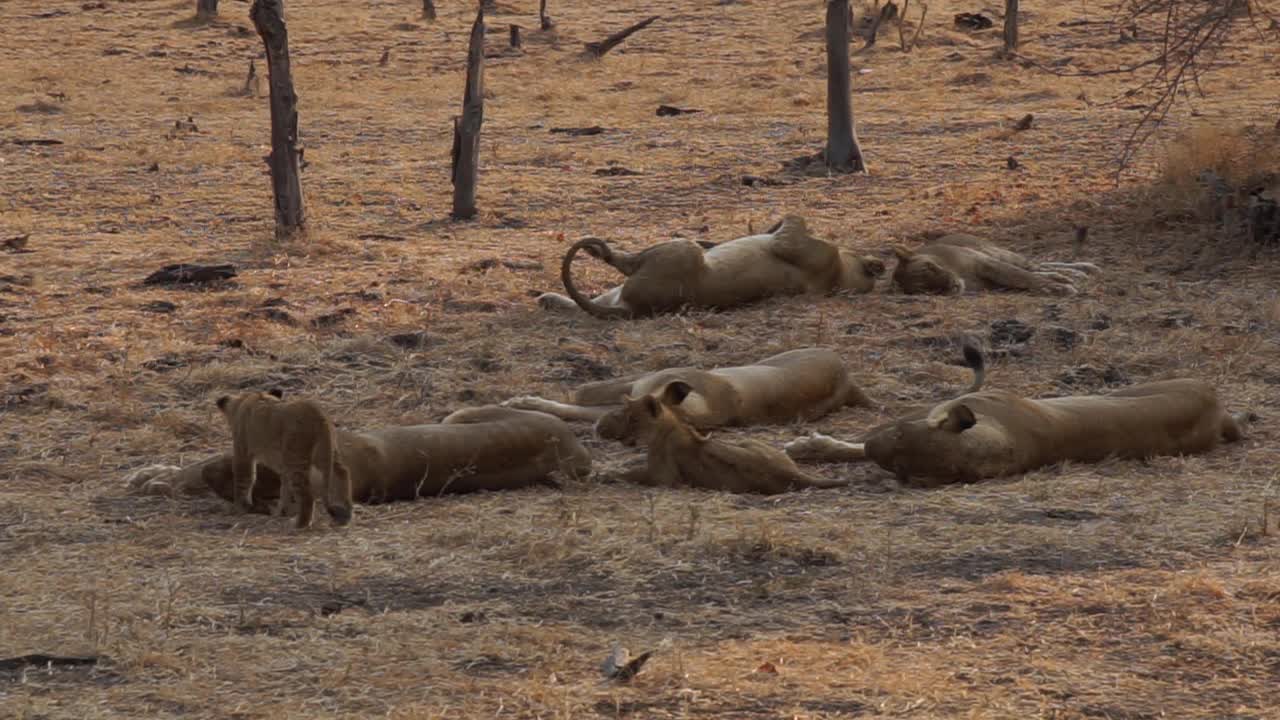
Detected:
left=891, top=233, right=1101, bottom=296
left=215, top=389, right=354, bottom=529
left=502, top=347, right=874, bottom=445
left=538, top=215, right=885, bottom=319
left=133, top=407, right=591, bottom=511
left=786, top=379, right=1251, bottom=487
left=616, top=383, right=851, bottom=494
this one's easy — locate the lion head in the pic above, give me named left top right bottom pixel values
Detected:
left=838, top=250, right=887, bottom=293
left=594, top=381, right=695, bottom=446
left=862, top=401, right=994, bottom=483
left=891, top=246, right=964, bottom=295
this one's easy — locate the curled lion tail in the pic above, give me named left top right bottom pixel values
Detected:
left=560, top=237, right=632, bottom=320
left=960, top=337, right=986, bottom=394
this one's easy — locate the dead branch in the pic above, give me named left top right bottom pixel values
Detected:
left=583, top=15, right=659, bottom=58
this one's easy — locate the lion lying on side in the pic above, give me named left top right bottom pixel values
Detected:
left=616, top=382, right=851, bottom=494
left=891, top=234, right=1100, bottom=296
left=503, top=348, right=877, bottom=445
left=126, top=407, right=591, bottom=511
left=785, top=378, right=1251, bottom=487
left=537, top=215, right=885, bottom=319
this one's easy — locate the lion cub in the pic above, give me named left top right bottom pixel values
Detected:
left=215, top=389, right=354, bottom=529
left=619, top=382, right=851, bottom=494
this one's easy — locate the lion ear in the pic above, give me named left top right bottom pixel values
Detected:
left=892, top=245, right=915, bottom=261
left=267, top=388, right=284, bottom=399
left=661, top=381, right=694, bottom=406
left=942, top=404, right=977, bottom=433
left=862, top=257, right=886, bottom=278
left=216, top=395, right=231, bottom=411
left=641, top=395, right=661, bottom=418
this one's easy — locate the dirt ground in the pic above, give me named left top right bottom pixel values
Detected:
left=2, top=0, right=1279, bottom=718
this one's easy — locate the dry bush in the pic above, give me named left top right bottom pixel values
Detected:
left=1143, top=123, right=1279, bottom=229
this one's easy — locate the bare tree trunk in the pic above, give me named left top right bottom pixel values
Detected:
left=196, top=0, right=217, bottom=20
left=510, top=25, right=522, bottom=49
left=423, top=0, right=436, bottom=21
left=540, top=0, right=554, bottom=30
left=451, top=7, right=485, bottom=221
left=251, top=0, right=306, bottom=237
left=824, top=0, right=867, bottom=172
left=1003, top=0, right=1019, bottom=54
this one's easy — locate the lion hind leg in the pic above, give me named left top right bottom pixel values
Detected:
left=500, top=396, right=612, bottom=422
left=783, top=432, right=867, bottom=463
left=286, top=468, right=315, bottom=529
left=977, top=259, right=1076, bottom=295
left=1043, top=261, right=1102, bottom=275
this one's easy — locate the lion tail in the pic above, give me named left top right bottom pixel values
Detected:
left=960, top=338, right=986, bottom=394
left=561, top=237, right=633, bottom=320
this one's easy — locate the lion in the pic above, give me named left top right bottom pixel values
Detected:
left=616, top=382, right=851, bottom=494
left=502, top=348, right=878, bottom=445
left=784, top=378, right=1252, bottom=487
left=216, top=389, right=354, bottom=529
left=891, top=233, right=1101, bottom=296
left=536, top=215, right=885, bottom=319
left=128, top=407, right=591, bottom=511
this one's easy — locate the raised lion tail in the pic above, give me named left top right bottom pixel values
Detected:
left=560, top=237, right=632, bottom=319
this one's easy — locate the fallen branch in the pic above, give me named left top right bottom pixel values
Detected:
left=582, top=15, right=659, bottom=58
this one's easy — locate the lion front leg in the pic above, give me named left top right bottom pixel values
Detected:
left=231, top=453, right=257, bottom=514
left=783, top=432, right=867, bottom=463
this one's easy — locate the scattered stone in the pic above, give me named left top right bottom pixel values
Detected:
left=443, top=299, right=497, bottom=313
left=550, top=126, right=605, bottom=136
left=142, top=355, right=187, bottom=373
left=989, top=319, right=1035, bottom=347
left=594, top=166, right=643, bottom=177
left=388, top=331, right=433, bottom=350
left=311, top=307, right=356, bottom=329
left=462, top=257, right=543, bottom=274
left=2, top=383, right=49, bottom=409
left=141, top=300, right=177, bottom=314
left=1045, top=325, right=1079, bottom=351
left=459, top=610, right=488, bottom=624
left=1089, top=313, right=1112, bottom=331
left=143, top=263, right=236, bottom=286
left=656, top=105, right=703, bottom=117
left=2, top=235, right=30, bottom=253
left=1056, top=364, right=1128, bottom=389
left=954, top=12, right=994, bottom=30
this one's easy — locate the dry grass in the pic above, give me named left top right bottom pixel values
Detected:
left=3, top=0, right=1280, bottom=718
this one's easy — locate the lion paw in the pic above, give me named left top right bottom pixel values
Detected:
left=783, top=432, right=839, bottom=461
left=1042, top=281, right=1078, bottom=297
left=123, top=464, right=181, bottom=495
left=502, top=395, right=555, bottom=412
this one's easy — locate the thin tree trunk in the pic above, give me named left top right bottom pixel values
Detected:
left=423, top=0, right=436, bottom=21
left=583, top=16, right=659, bottom=58
left=540, top=0, right=554, bottom=30
left=824, top=0, right=867, bottom=172
left=196, top=0, right=217, bottom=20
left=451, top=7, right=485, bottom=220
left=251, top=0, right=306, bottom=237
left=1003, top=0, right=1019, bottom=54
left=510, top=25, right=522, bottom=49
